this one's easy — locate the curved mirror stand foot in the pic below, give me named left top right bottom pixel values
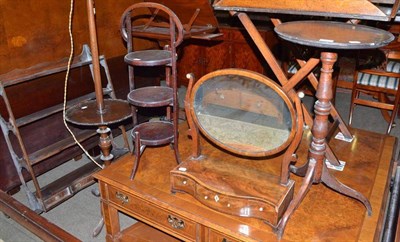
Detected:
left=289, top=160, right=309, bottom=177
left=321, top=163, right=372, bottom=215
left=276, top=159, right=316, bottom=238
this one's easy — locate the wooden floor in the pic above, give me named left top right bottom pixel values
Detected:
left=94, top=123, right=397, bottom=241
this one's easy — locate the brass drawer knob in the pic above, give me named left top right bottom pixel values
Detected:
left=167, top=215, right=185, bottom=229
left=115, top=191, right=129, bottom=204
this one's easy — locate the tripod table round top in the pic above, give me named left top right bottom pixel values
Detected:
left=274, top=20, right=394, bottom=49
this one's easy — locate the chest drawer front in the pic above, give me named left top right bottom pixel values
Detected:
left=107, top=185, right=197, bottom=240
left=209, top=230, right=242, bottom=242
left=171, top=172, right=293, bottom=226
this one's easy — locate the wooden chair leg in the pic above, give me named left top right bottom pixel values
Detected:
left=386, top=92, right=400, bottom=134
left=348, top=87, right=359, bottom=126
left=378, top=93, right=393, bottom=124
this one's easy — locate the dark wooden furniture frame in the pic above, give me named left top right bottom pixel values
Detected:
left=120, top=2, right=186, bottom=178
left=172, top=69, right=305, bottom=235
left=141, top=0, right=220, bottom=40
left=227, top=13, right=353, bottom=168
left=349, top=42, right=400, bottom=134
left=212, top=0, right=399, bottom=237
left=0, top=44, right=128, bottom=213
left=93, top=124, right=397, bottom=241
left=213, top=0, right=400, bottom=166
left=0, top=189, right=80, bottom=242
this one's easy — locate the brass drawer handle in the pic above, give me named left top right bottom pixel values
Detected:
left=167, top=215, right=185, bottom=229
left=115, top=191, right=129, bottom=204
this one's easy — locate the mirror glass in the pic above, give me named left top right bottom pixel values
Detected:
left=193, top=74, right=294, bottom=156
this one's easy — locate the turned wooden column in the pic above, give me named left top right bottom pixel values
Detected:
left=97, top=126, right=113, bottom=166
left=309, top=52, right=337, bottom=182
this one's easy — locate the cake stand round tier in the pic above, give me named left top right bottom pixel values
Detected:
left=127, top=86, right=173, bottom=107
left=124, top=49, right=172, bottom=66
left=132, top=121, right=174, bottom=146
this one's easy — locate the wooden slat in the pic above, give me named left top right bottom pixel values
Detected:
left=0, top=53, right=105, bottom=88
left=353, top=98, right=394, bottom=110
left=0, top=190, right=80, bottom=242
left=28, top=129, right=98, bottom=166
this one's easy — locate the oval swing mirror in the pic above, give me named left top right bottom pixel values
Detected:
left=190, top=69, right=296, bottom=157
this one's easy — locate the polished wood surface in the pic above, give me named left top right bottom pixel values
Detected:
left=274, top=21, right=394, bottom=49
left=213, top=0, right=396, bottom=21
left=0, top=0, right=145, bottom=74
left=94, top=123, right=396, bottom=241
left=118, top=222, right=180, bottom=241
left=65, top=99, right=131, bottom=126
left=171, top=158, right=295, bottom=226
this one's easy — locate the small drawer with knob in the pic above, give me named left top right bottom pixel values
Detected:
left=209, top=230, right=242, bottom=242
left=107, top=185, right=197, bottom=240
left=170, top=174, right=196, bottom=195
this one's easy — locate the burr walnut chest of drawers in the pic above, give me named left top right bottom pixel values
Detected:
left=93, top=124, right=397, bottom=241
